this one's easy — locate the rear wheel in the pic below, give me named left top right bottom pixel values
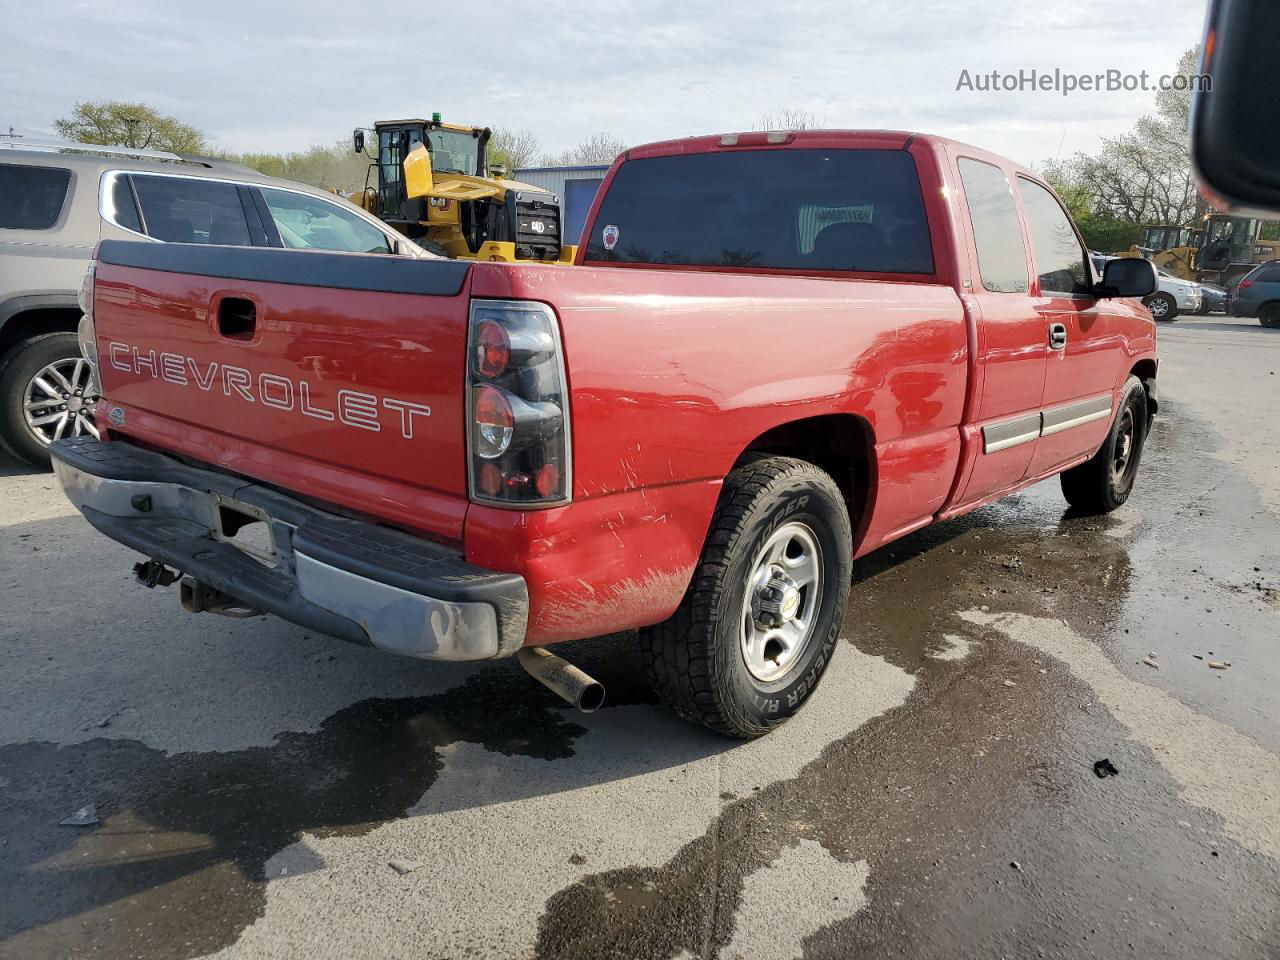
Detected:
left=639, top=456, right=852, bottom=738
left=1260, top=304, right=1280, bottom=329
left=0, top=333, right=99, bottom=468
left=1144, top=292, right=1178, bottom=322
left=1060, top=376, right=1147, bottom=514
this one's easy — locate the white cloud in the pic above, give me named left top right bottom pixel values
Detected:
left=2, top=0, right=1205, bottom=167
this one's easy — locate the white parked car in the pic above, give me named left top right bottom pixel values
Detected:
left=1148, top=268, right=1202, bottom=321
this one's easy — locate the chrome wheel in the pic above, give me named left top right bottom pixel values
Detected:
left=740, top=521, right=823, bottom=683
left=23, top=357, right=99, bottom=445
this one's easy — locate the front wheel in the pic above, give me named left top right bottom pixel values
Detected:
left=1060, top=376, right=1148, bottom=514
left=1144, top=292, right=1178, bottom=322
left=639, top=456, right=852, bottom=738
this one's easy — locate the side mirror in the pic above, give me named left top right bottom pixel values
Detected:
left=1192, top=0, right=1280, bottom=213
left=353, top=129, right=365, bottom=155
left=489, top=162, right=507, bottom=179
left=1098, top=257, right=1157, bottom=299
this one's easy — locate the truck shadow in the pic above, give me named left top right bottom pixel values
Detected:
left=0, top=449, right=47, bottom=478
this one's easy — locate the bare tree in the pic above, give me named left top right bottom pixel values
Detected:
left=488, top=127, right=541, bottom=172
left=541, top=133, right=627, bottom=167
left=755, top=109, right=822, bottom=131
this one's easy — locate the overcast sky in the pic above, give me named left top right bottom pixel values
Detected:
left=3, top=0, right=1206, bottom=168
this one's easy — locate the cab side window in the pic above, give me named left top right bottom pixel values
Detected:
left=957, top=158, right=1028, bottom=293
left=1018, top=177, right=1090, bottom=295
left=257, top=187, right=392, bottom=255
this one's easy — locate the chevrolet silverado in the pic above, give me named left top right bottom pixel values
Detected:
left=53, top=130, right=1159, bottom=737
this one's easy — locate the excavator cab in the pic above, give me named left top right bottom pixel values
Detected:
left=353, top=115, right=571, bottom=264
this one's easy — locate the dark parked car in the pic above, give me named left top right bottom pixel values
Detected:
left=0, top=142, right=426, bottom=467
left=1230, top=261, right=1280, bottom=327
left=1198, top=281, right=1229, bottom=314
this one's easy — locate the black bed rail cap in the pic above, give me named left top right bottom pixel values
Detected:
left=96, top=240, right=471, bottom=297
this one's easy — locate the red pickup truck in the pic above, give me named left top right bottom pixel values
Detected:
left=54, top=130, right=1158, bottom=736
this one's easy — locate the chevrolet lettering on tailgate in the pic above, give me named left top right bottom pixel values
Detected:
left=106, top=340, right=433, bottom=439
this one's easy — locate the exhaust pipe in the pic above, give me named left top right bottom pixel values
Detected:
left=517, top=647, right=606, bottom=712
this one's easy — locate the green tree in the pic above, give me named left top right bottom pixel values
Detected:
left=53, top=101, right=206, bottom=153
left=220, top=139, right=372, bottom=195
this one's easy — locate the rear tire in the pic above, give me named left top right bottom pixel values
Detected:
left=1260, top=304, right=1280, bottom=329
left=639, top=457, right=852, bottom=738
left=1144, top=292, right=1178, bottom=322
left=0, top=333, right=97, bottom=469
left=1060, top=376, right=1148, bottom=514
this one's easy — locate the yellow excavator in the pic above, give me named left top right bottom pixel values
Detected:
left=1130, top=215, right=1280, bottom=286
left=352, top=115, right=574, bottom=264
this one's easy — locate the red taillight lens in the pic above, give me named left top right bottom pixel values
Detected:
left=535, top=464, right=560, bottom=497
left=477, top=462, right=504, bottom=496
left=467, top=300, right=570, bottom=506
left=475, top=320, right=510, bottom=378
left=1239, top=278, right=1254, bottom=289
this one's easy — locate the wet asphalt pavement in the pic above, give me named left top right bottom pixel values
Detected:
left=1, top=315, right=1278, bottom=959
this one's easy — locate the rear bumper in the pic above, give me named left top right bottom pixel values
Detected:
left=50, top=437, right=528, bottom=661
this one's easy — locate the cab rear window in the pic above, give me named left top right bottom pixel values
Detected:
left=0, top=164, right=72, bottom=230
left=583, top=148, right=933, bottom=274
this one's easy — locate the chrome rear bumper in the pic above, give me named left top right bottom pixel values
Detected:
left=51, top=437, right=528, bottom=661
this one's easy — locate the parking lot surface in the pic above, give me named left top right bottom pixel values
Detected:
left=2, top=316, right=1278, bottom=959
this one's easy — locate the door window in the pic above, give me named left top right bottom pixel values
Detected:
left=1018, top=177, right=1090, bottom=295
left=957, top=158, right=1028, bottom=293
left=130, top=175, right=252, bottom=245
left=258, top=187, right=392, bottom=254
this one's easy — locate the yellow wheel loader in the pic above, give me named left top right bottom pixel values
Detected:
left=1129, top=216, right=1280, bottom=286
left=352, top=116, right=574, bottom=264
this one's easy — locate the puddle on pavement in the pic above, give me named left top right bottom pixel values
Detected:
left=0, top=667, right=592, bottom=958
left=535, top=402, right=1280, bottom=959
left=4, top=401, right=1278, bottom=959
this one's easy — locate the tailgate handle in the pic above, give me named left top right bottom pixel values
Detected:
left=218, top=297, right=257, bottom=340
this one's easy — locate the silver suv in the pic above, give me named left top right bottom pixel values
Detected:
left=0, top=142, right=426, bottom=467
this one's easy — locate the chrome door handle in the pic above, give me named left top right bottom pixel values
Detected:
left=1048, top=322, right=1067, bottom=350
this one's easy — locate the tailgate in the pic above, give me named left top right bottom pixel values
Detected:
left=92, top=240, right=473, bottom=537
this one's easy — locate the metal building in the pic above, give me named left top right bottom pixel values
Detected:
left=513, top=164, right=610, bottom=247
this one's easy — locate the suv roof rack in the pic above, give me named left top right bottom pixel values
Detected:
left=0, top=139, right=215, bottom=166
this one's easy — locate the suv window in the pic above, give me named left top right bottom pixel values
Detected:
left=1253, top=264, right=1280, bottom=283
left=0, top=164, right=72, bottom=230
left=1019, top=177, right=1090, bottom=295
left=583, top=148, right=933, bottom=274
left=109, top=176, right=144, bottom=234
left=957, top=158, right=1028, bottom=293
left=258, top=187, right=392, bottom=254
left=130, top=175, right=251, bottom=245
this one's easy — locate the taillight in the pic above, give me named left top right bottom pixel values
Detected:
left=467, top=299, right=570, bottom=506
left=76, top=263, right=100, bottom=394
left=1239, top=278, right=1254, bottom=289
